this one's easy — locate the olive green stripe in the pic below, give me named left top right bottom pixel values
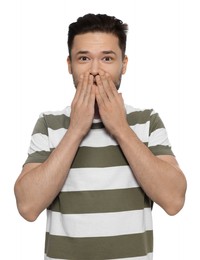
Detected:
left=149, top=113, right=165, bottom=134
left=24, top=150, right=52, bottom=164
left=32, top=117, right=48, bottom=135
left=48, top=188, right=151, bottom=214
left=33, top=114, right=105, bottom=134
left=44, top=114, right=70, bottom=131
left=126, top=109, right=153, bottom=125
left=72, top=145, right=128, bottom=168
left=149, top=145, right=174, bottom=156
left=45, top=231, right=153, bottom=259
left=25, top=146, right=128, bottom=167
left=91, top=122, right=105, bottom=129
left=33, top=109, right=158, bottom=134
left=24, top=144, right=173, bottom=166
left=24, top=145, right=125, bottom=167
left=127, top=110, right=166, bottom=133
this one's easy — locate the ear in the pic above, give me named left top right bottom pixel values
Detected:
left=67, top=56, right=72, bottom=74
left=122, top=55, right=128, bottom=74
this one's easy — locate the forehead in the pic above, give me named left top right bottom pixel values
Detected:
left=71, top=32, right=121, bottom=54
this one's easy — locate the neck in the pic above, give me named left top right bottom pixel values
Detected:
left=94, top=101, right=100, bottom=119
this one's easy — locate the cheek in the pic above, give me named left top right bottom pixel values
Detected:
left=108, top=66, right=123, bottom=80
left=109, top=62, right=123, bottom=74
left=71, top=65, right=89, bottom=87
left=71, top=66, right=81, bottom=80
left=71, top=64, right=89, bottom=77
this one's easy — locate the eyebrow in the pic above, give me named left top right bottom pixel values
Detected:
left=102, top=50, right=116, bottom=55
left=75, top=50, right=117, bottom=56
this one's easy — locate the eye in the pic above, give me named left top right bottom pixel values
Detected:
left=102, top=56, right=113, bottom=62
left=79, top=56, right=90, bottom=62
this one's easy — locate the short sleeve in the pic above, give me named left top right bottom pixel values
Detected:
left=24, top=114, right=51, bottom=165
left=148, top=110, right=174, bottom=156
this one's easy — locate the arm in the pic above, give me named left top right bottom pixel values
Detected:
left=114, top=127, right=186, bottom=215
left=14, top=130, right=83, bottom=222
left=14, top=73, right=96, bottom=221
left=95, top=72, right=187, bottom=215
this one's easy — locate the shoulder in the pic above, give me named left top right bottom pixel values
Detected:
left=125, top=104, right=156, bottom=125
left=125, top=104, right=154, bottom=115
left=39, top=106, right=71, bottom=118
left=34, top=106, right=71, bottom=131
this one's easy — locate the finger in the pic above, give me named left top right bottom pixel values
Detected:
left=88, top=85, right=96, bottom=106
left=105, top=73, right=119, bottom=97
left=99, top=72, right=116, bottom=101
left=83, top=74, right=94, bottom=103
left=95, top=74, right=108, bottom=104
left=95, top=81, right=105, bottom=107
left=77, top=72, right=90, bottom=102
left=75, top=72, right=93, bottom=103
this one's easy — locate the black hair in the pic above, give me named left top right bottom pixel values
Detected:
left=68, top=13, right=128, bottom=58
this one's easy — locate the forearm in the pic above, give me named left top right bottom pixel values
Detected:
left=15, top=129, right=83, bottom=221
left=15, top=74, right=96, bottom=221
left=114, top=125, right=187, bottom=215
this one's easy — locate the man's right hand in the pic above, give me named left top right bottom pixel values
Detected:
left=69, top=72, right=96, bottom=138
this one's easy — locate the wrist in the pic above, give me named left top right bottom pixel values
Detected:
left=112, top=123, right=132, bottom=141
left=66, top=126, right=87, bottom=142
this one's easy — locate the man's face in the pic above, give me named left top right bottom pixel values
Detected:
left=67, top=32, right=128, bottom=89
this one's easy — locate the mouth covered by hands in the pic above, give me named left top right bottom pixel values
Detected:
left=70, top=70, right=128, bottom=138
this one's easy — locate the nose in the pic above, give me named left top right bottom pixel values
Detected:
left=90, top=59, right=99, bottom=76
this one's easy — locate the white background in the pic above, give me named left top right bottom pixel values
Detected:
left=1, top=0, right=199, bottom=259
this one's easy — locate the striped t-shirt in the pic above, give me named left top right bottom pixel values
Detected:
left=24, top=104, right=174, bottom=260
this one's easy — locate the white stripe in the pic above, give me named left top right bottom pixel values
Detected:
left=28, top=134, right=50, bottom=154
left=148, top=128, right=171, bottom=147
left=48, top=128, right=66, bottom=148
left=47, top=127, right=117, bottom=148
left=47, top=122, right=150, bottom=149
left=45, top=253, right=153, bottom=260
left=62, top=166, right=139, bottom=192
left=48, top=127, right=118, bottom=148
left=42, top=105, right=151, bottom=118
left=41, top=105, right=154, bottom=119
left=46, top=208, right=152, bottom=238
left=29, top=123, right=150, bottom=153
left=30, top=122, right=150, bottom=153
left=75, top=128, right=118, bottom=147
left=130, top=122, right=149, bottom=143
left=42, top=105, right=144, bottom=118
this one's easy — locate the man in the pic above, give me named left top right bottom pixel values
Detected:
left=14, top=13, right=187, bottom=259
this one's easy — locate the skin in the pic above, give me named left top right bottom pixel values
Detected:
left=14, top=32, right=187, bottom=222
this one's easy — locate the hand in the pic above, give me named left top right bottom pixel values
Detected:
left=95, top=71, right=129, bottom=137
left=69, top=72, right=96, bottom=138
